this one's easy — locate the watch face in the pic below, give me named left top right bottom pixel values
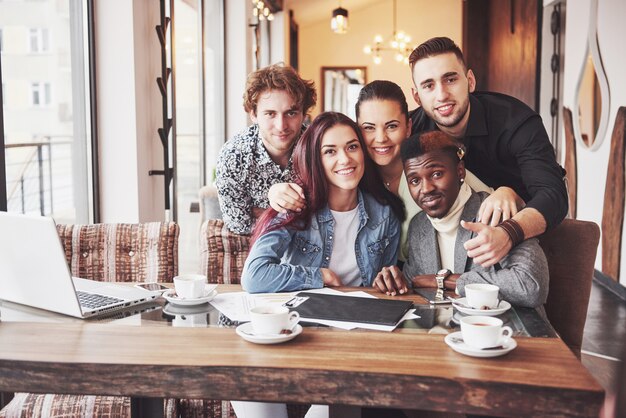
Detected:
left=437, top=269, right=449, bottom=276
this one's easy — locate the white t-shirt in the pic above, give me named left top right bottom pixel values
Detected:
left=328, top=207, right=362, bottom=286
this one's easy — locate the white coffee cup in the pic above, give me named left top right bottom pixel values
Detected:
left=249, top=305, right=300, bottom=335
left=460, top=315, right=512, bottom=349
left=465, top=283, right=500, bottom=309
left=173, top=274, right=207, bottom=299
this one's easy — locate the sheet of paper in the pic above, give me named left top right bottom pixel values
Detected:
left=209, top=291, right=295, bottom=322
left=210, top=288, right=420, bottom=331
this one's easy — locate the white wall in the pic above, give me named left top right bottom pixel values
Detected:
left=94, top=0, right=164, bottom=223
left=297, top=0, right=463, bottom=117
left=561, top=0, right=626, bottom=284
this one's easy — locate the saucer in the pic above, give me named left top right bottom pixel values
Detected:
left=444, top=331, right=517, bottom=358
left=162, top=302, right=212, bottom=316
left=236, top=322, right=302, bottom=345
left=451, top=297, right=511, bottom=316
left=162, top=285, right=217, bottom=306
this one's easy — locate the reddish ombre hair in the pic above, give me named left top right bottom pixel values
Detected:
left=251, top=112, right=405, bottom=244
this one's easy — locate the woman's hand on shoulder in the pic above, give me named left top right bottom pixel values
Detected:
left=320, top=268, right=342, bottom=287
left=268, top=183, right=306, bottom=213
left=478, top=187, right=524, bottom=227
left=373, top=266, right=408, bottom=296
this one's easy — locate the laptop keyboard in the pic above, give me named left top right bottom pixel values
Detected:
left=76, top=291, right=124, bottom=310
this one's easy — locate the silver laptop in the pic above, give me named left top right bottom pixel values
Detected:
left=0, top=212, right=159, bottom=318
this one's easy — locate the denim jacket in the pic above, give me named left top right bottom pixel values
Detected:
left=242, top=190, right=400, bottom=293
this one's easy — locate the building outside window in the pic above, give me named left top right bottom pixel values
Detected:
left=29, top=28, right=50, bottom=53
left=31, top=82, right=51, bottom=106
left=0, top=1, right=94, bottom=224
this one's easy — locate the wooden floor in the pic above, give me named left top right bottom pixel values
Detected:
left=581, top=279, right=626, bottom=414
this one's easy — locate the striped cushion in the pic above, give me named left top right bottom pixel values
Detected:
left=200, top=219, right=250, bottom=284
left=0, top=393, right=130, bottom=418
left=0, top=222, right=179, bottom=418
left=56, top=222, right=179, bottom=283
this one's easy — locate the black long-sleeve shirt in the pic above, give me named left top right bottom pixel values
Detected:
left=410, top=91, right=568, bottom=229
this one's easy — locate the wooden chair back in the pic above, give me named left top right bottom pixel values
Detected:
left=538, top=219, right=600, bottom=356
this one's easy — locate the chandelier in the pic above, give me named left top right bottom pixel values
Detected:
left=363, top=0, right=413, bottom=64
left=252, top=0, right=274, bottom=21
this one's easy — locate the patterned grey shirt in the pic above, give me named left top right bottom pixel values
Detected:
left=216, top=124, right=305, bottom=234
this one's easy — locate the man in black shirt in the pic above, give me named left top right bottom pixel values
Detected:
left=408, top=37, right=568, bottom=267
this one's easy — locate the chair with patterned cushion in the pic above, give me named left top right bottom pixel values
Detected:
left=166, top=219, right=309, bottom=418
left=0, top=221, right=180, bottom=418
left=538, top=219, right=601, bottom=357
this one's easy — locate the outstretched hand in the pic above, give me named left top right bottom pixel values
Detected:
left=268, top=182, right=306, bottom=213
left=461, top=220, right=512, bottom=268
left=373, top=266, right=408, bottom=296
left=477, top=187, right=523, bottom=226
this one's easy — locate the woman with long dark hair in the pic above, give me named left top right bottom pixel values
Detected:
left=241, top=111, right=404, bottom=293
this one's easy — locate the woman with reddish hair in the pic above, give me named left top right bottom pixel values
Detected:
left=241, top=111, right=405, bottom=294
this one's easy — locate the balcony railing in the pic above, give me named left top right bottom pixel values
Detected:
left=5, top=136, right=72, bottom=216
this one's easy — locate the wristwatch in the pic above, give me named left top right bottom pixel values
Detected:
left=435, top=269, right=451, bottom=290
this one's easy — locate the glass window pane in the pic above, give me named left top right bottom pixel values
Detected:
left=1, top=0, right=93, bottom=224
left=174, top=0, right=224, bottom=272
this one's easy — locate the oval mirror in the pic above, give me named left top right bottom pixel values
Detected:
left=573, top=0, right=610, bottom=150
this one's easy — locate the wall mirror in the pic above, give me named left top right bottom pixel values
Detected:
left=573, top=0, right=610, bottom=150
left=321, top=67, right=367, bottom=120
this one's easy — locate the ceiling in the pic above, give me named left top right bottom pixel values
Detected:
left=285, top=0, right=383, bottom=27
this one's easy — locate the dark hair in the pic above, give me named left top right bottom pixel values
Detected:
left=408, top=37, right=466, bottom=72
left=252, top=112, right=405, bottom=243
left=243, top=63, right=317, bottom=116
left=355, top=80, right=409, bottom=121
left=400, top=130, right=465, bottom=164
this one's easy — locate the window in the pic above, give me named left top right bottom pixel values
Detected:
left=1, top=1, right=94, bottom=223
left=29, top=28, right=50, bottom=53
left=31, top=82, right=51, bottom=106
left=173, top=0, right=225, bottom=272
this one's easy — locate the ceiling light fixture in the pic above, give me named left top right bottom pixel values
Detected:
left=363, top=0, right=413, bottom=64
left=331, top=3, right=349, bottom=34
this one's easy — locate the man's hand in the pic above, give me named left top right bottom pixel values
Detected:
left=268, top=183, right=306, bottom=213
left=461, top=220, right=512, bottom=267
left=478, top=187, right=523, bottom=226
left=320, top=268, right=342, bottom=287
left=373, top=266, right=408, bottom=296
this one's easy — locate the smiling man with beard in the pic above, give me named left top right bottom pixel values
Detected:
left=408, top=37, right=568, bottom=269
left=374, top=131, right=549, bottom=311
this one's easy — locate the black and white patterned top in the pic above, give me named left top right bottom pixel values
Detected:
left=215, top=124, right=304, bottom=235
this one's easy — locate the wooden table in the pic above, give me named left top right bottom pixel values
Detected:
left=0, top=285, right=604, bottom=417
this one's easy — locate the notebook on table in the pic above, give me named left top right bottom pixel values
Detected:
left=0, top=212, right=159, bottom=319
left=286, top=291, right=414, bottom=326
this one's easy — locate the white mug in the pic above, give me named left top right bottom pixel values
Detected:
left=173, top=274, right=207, bottom=299
left=465, top=283, right=500, bottom=309
left=460, top=316, right=512, bottom=349
left=249, top=305, right=300, bottom=335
